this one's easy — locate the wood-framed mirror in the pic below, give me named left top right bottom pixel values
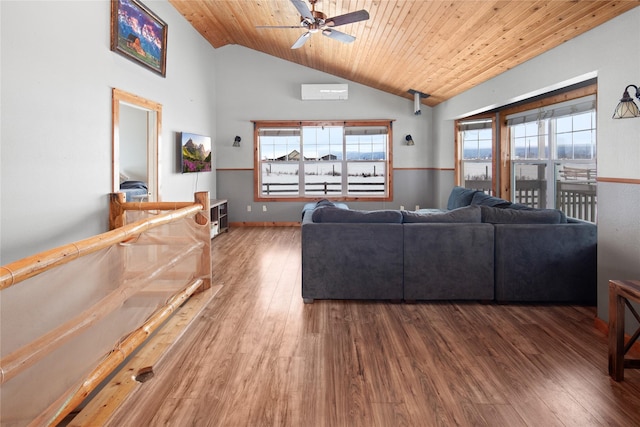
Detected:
left=112, top=88, right=162, bottom=202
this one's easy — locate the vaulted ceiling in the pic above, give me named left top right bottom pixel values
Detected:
left=169, top=1, right=639, bottom=107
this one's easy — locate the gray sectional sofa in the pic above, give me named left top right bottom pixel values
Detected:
left=301, top=187, right=597, bottom=304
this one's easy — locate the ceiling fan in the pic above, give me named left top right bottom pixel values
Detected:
left=257, top=0, right=370, bottom=49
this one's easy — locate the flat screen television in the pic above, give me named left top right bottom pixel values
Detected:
left=180, top=132, right=212, bottom=173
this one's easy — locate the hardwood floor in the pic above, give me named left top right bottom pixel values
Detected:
left=106, top=227, right=640, bottom=426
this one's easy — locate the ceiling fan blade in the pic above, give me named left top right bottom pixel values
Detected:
left=325, top=10, right=369, bottom=27
left=290, top=0, right=313, bottom=19
left=291, top=32, right=311, bottom=49
left=322, top=29, right=355, bottom=44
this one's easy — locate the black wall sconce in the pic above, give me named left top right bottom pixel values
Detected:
left=233, top=135, right=241, bottom=147
left=405, top=134, right=415, bottom=146
left=612, top=84, right=640, bottom=119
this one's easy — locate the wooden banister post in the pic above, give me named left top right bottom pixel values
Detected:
left=109, top=192, right=126, bottom=230
left=194, top=192, right=212, bottom=291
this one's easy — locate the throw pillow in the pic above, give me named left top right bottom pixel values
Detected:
left=480, top=205, right=566, bottom=224
left=312, top=206, right=403, bottom=223
left=315, top=199, right=336, bottom=208
left=446, top=187, right=479, bottom=210
left=402, top=205, right=481, bottom=223
left=302, top=199, right=350, bottom=219
left=471, top=192, right=512, bottom=208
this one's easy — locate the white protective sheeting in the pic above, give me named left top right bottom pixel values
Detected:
left=0, top=210, right=209, bottom=426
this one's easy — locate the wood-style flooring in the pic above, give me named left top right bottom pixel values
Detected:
left=106, top=226, right=640, bottom=426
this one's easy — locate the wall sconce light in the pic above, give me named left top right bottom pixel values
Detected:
left=233, top=135, right=241, bottom=147
left=408, top=89, right=430, bottom=115
left=405, top=134, right=415, bottom=146
left=612, top=85, right=640, bottom=119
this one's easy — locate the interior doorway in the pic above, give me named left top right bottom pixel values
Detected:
left=112, top=88, right=162, bottom=201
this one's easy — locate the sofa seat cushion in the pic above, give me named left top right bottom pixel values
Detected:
left=480, top=205, right=567, bottom=224
left=312, top=206, right=403, bottom=223
left=402, top=205, right=481, bottom=223
left=446, top=186, right=480, bottom=210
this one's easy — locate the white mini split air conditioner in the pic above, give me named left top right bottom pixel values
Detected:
left=301, top=84, right=349, bottom=100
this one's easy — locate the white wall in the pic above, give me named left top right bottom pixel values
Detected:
left=214, top=45, right=436, bottom=221
left=215, top=45, right=432, bottom=170
left=0, top=0, right=218, bottom=264
left=432, top=7, right=640, bottom=321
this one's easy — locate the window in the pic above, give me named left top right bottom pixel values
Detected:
left=455, top=83, right=598, bottom=222
left=254, top=120, right=392, bottom=201
left=506, top=95, right=597, bottom=221
left=456, top=116, right=496, bottom=194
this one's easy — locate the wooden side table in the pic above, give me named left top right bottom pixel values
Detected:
left=608, top=279, right=640, bottom=381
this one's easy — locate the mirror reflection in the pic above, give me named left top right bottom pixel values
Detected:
left=112, top=88, right=161, bottom=202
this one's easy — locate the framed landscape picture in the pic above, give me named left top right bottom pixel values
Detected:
left=181, top=132, right=212, bottom=173
left=111, top=0, right=167, bottom=77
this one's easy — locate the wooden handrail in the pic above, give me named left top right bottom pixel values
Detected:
left=121, top=201, right=195, bottom=210
left=0, top=241, right=205, bottom=386
left=0, top=192, right=212, bottom=426
left=0, top=203, right=204, bottom=291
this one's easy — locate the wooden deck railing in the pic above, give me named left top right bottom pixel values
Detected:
left=556, top=181, right=597, bottom=223
left=463, top=179, right=494, bottom=195
left=464, top=178, right=597, bottom=222
left=513, top=180, right=548, bottom=208
left=0, top=192, right=211, bottom=426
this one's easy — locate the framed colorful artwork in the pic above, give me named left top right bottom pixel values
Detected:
left=180, top=132, right=212, bottom=174
left=111, top=0, right=167, bottom=77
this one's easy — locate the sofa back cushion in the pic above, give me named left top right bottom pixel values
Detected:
left=301, top=199, right=350, bottom=219
left=312, top=206, right=403, bottom=223
left=471, top=192, right=512, bottom=208
left=480, top=205, right=567, bottom=224
left=402, top=205, right=481, bottom=223
left=446, top=186, right=479, bottom=210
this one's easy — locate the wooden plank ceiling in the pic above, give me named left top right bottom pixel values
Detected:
left=169, top=1, right=639, bottom=106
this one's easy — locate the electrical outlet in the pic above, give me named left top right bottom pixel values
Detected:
left=400, top=205, right=405, bottom=210
left=247, top=205, right=251, bottom=212
left=262, top=205, right=267, bottom=212
left=415, top=205, right=420, bottom=210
